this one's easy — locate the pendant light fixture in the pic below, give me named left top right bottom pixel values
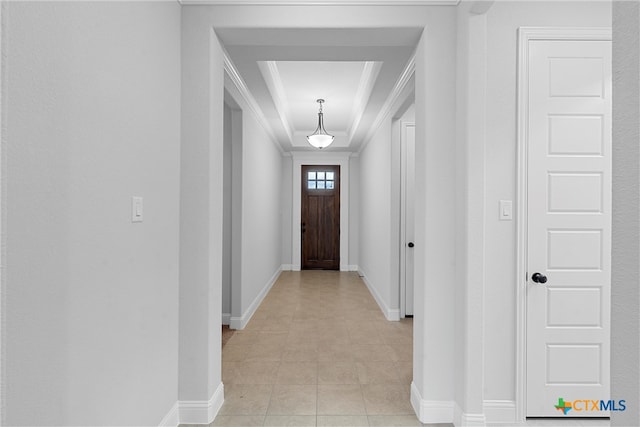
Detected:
left=307, top=99, right=334, bottom=149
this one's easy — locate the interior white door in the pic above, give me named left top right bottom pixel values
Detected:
left=525, top=39, right=612, bottom=417
left=401, top=122, right=415, bottom=316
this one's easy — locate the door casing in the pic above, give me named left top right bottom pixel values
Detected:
left=516, top=26, right=613, bottom=422
left=400, top=121, right=416, bottom=317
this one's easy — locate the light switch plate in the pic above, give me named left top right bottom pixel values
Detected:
left=499, top=200, right=513, bottom=221
left=132, top=196, right=143, bottom=223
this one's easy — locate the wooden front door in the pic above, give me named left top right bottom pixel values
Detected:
left=301, top=165, right=340, bottom=270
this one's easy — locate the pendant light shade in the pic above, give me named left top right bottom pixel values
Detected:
left=307, top=99, right=334, bottom=149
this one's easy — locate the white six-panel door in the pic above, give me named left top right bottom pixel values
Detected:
left=525, top=37, right=612, bottom=417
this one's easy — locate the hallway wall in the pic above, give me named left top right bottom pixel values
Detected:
left=222, top=102, right=233, bottom=323
left=358, top=105, right=415, bottom=319
left=3, top=2, right=181, bottom=425
left=281, top=155, right=293, bottom=269
left=236, top=102, right=284, bottom=323
left=358, top=119, right=395, bottom=318
left=349, top=156, right=360, bottom=268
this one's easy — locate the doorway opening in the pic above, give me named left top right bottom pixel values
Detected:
left=222, top=90, right=244, bottom=330
left=399, top=119, right=415, bottom=318
left=390, top=94, right=416, bottom=320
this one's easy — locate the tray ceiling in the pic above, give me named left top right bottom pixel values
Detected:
left=219, top=28, right=419, bottom=151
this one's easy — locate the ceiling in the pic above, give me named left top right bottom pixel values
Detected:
left=219, top=28, right=421, bottom=152
left=183, top=0, right=458, bottom=5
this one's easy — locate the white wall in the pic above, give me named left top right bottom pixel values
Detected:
left=222, top=102, right=233, bottom=323
left=412, top=21, right=457, bottom=421
left=349, top=156, right=360, bottom=269
left=612, top=3, right=640, bottom=425
left=358, top=119, right=394, bottom=316
left=400, top=104, right=415, bottom=122
left=223, top=67, right=283, bottom=330
left=3, top=2, right=181, bottom=425
left=482, top=1, right=612, bottom=404
left=179, top=13, right=225, bottom=411
left=231, top=108, right=243, bottom=324
left=454, top=3, right=488, bottom=421
left=238, top=105, right=283, bottom=320
left=281, top=155, right=293, bottom=268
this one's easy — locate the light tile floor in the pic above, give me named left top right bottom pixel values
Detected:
left=204, top=270, right=450, bottom=427
left=182, top=270, right=611, bottom=427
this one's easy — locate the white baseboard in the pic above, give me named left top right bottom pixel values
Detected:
left=158, top=401, right=179, bottom=427
left=462, top=413, right=487, bottom=426
left=222, top=313, right=231, bottom=325
left=410, top=382, right=454, bottom=424
left=483, top=400, right=516, bottom=424
left=230, top=267, right=282, bottom=330
left=454, top=402, right=462, bottom=426
left=178, top=382, right=225, bottom=425
left=284, top=264, right=357, bottom=272
left=455, top=402, right=487, bottom=426
left=358, top=268, right=400, bottom=321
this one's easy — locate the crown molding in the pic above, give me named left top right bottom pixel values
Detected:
left=258, top=61, right=294, bottom=144
left=181, top=0, right=460, bottom=5
left=223, top=51, right=284, bottom=154
left=359, top=51, right=414, bottom=153
left=347, top=61, right=382, bottom=143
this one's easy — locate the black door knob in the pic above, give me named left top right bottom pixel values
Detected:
left=531, top=272, right=547, bottom=284
left=408, top=242, right=415, bottom=248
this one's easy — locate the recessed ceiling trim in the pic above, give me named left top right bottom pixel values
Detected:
left=223, top=52, right=284, bottom=153
left=360, top=51, right=415, bottom=153
left=347, top=61, right=382, bottom=143
left=182, top=0, right=460, bottom=5
left=258, top=61, right=294, bottom=144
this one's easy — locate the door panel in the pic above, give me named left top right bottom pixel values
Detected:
left=525, top=39, right=611, bottom=417
left=302, top=165, right=340, bottom=270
